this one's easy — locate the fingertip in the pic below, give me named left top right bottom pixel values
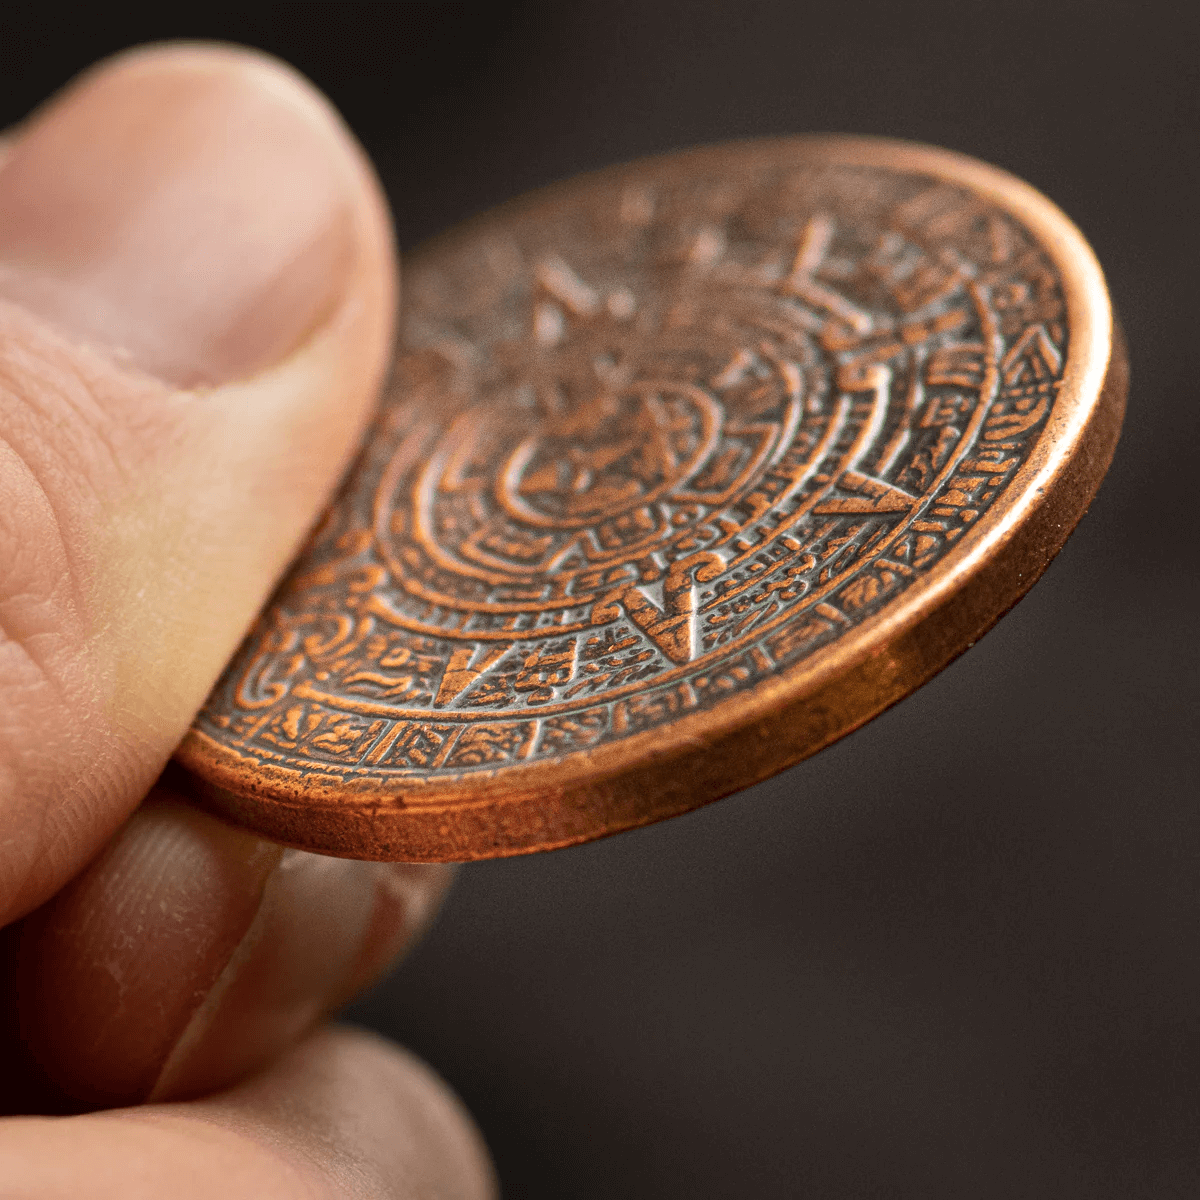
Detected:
left=194, top=1027, right=498, bottom=1200
left=0, top=38, right=394, bottom=387
left=12, top=791, right=456, bottom=1112
left=0, top=1029, right=497, bottom=1199
left=12, top=794, right=282, bottom=1109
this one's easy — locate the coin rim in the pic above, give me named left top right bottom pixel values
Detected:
left=177, top=134, right=1126, bottom=861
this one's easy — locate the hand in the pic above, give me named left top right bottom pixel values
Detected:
left=0, top=44, right=494, bottom=1197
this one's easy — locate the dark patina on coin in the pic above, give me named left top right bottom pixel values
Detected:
left=178, top=137, right=1126, bottom=860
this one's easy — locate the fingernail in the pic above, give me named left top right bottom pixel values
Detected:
left=333, top=861, right=458, bottom=1007
left=147, top=853, right=453, bottom=1102
left=0, top=46, right=358, bottom=387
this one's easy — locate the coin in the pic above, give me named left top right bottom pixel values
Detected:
left=177, top=136, right=1126, bottom=861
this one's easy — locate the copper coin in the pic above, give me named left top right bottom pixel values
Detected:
left=177, top=136, right=1126, bottom=861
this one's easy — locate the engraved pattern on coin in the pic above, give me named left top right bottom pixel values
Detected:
left=194, top=160, right=1066, bottom=789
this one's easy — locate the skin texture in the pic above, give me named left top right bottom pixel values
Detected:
left=0, top=44, right=495, bottom=1198
left=0, top=1029, right=494, bottom=1200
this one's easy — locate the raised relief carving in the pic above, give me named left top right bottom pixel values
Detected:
left=195, top=162, right=1068, bottom=782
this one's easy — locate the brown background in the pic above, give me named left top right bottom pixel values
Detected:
left=3, top=3, right=1197, bottom=1195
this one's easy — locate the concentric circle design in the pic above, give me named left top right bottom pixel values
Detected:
left=179, top=137, right=1123, bottom=861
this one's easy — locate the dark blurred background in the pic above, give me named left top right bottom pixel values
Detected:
left=3, top=3, right=1197, bottom=1195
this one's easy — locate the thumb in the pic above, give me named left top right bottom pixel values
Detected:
left=0, top=44, right=395, bottom=923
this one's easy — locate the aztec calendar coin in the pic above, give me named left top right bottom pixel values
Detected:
left=177, top=136, right=1126, bottom=860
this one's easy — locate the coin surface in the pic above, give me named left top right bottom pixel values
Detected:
left=178, top=136, right=1126, bottom=861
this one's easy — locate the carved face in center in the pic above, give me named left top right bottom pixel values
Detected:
left=496, top=383, right=722, bottom=528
